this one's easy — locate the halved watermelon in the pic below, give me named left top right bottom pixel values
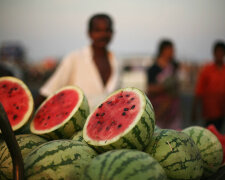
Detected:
left=30, top=86, right=89, bottom=139
left=0, top=76, right=34, bottom=131
left=83, top=87, right=155, bottom=152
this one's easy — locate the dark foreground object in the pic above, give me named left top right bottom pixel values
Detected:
left=0, top=102, right=24, bottom=180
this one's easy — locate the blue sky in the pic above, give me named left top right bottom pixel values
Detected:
left=0, top=0, right=225, bottom=62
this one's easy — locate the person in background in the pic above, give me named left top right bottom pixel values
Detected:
left=36, top=13, right=119, bottom=110
left=146, top=39, right=181, bottom=129
left=192, top=41, right=225, bottom=132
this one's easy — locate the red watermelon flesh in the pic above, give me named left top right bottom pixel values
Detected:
left=33, top=90, right=79, bottom=130
left=87, top=91, right=140, bottom=141
left=0, top=80, right=30, bottom=127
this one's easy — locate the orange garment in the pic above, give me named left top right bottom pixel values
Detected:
left=195, top=63, right=225, bottom=120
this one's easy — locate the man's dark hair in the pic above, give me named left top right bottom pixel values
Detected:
left=213, top=41, right=225, bottom=54
left=157, top=39, right=173, bottom=58
left=88, top=13, right=113, bottom=33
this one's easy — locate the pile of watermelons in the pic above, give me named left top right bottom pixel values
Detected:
left=0, top=76, right=224, bottom=180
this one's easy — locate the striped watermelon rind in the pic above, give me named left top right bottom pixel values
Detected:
left=0, top=134, right=47, bottom=180
left=82, top=149, right=167, bottom=180
left=24, top=140, right=97, bottom=180
left=71, top=130, right=86, bottom=143
left=83, top=87, right=155, bottom=152
left=145, top=129, right=203, bottom=180
left=30, top=86, right=90, bottom=139
left=183, top=126, right=223, bottom=177
left=0, top=76, right=34, bottom=132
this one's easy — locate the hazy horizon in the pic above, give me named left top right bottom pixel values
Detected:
left=0, top=0, right=225, bottom=62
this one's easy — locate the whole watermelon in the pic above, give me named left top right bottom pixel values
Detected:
left=0, top=134, right=47, bottom=180
left=82, top=149, right=167, bottom=180
left=71, top=130, right=86, bottom=143
left=145, top=129, right=203, bottom=180
left=24, top=140, right=97, bottom=180
left=183, top=126, right=223, bottom=177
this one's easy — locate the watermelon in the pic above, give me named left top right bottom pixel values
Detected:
left=72, top=130, right=85, bottom=143
left=30, top=86, right=89, bottom=139
left=82, top=149, right=167, bottom=180
left=83, top=87, right=155, bottom=152
left=24, top=140, right=97, bottom=180
left=145, top=129, right=203, bottom=180
left=0, top=76, right=34, bottom=132
left=0, top=134, right=47, bottom=180
left=183, top=126, right=223, bottom=177
left=207, top=125, right=225, bottom=165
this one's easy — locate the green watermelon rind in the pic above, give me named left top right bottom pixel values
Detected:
left=24, top=140, right=97, bottom=180
left=182, top=126, right=223, bottom=177
left=30, top=86, right=90, bottom=139
left=0, top=76, right=34, bottom=132
left=82, top=149, right=167, bottom=180
left=83, top=87, right=155, bottom=152
left=0, top=134, right=47, bottom=180
left=71, top=130, right=86, bottom=143
left=145, top=129, right=204, bottom=180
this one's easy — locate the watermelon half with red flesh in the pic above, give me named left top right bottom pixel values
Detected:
left=30, top=86, right=89, bottom=139
left=83, top=87, right=155, bottom=152
left=0, top=76, right=34, bottom=131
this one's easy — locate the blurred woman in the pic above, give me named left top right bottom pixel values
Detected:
left=146, top=40, right=181, bottom=129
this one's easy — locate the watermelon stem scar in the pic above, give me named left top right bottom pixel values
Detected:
left=167, top=141, right=173, bottom=152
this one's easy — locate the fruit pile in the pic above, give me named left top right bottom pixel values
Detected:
left=0, top=76, right=224, bottom=180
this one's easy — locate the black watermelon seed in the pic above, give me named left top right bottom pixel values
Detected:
left=131, top=97, right=135, bottom=101
left=118, top=95, right=123, bottom=98
left=106, top=126, right=110, bottom=131
left=47, top=116, right=50, bottom=119
left=2, top=84, right=7, bottom=88
left=131, top=105, right=136, bottom=109
left=118, top=124, right=122, bottom=128
left=96, top=113, right=100, bottom=117
left=13, top=115, right=18, bottom=120
left=16, top=106, right=19, bottom=110
left=98, top=104, right=103, bottom=108
left=101, top=113, right=105, bottom=116
left=107, top=101, right=112, bottom=104
left=122, top=112, right=126, bottom=116
left=126, top=94, right=130, bottom=97
left=111, top=121, right=115, bottom=125
left=9, top=88, right=13, bottom=94
left=124, top=108, right=129, bottom=111
left=14, top=87, right=18, bottom=90
left=97, top=121, right=101, bottom=124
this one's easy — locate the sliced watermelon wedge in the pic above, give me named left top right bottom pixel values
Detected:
left=30, top=86, right=89, bottom=139
left=83, top=87, right=155, bottom=152
left=0, top=76, right=34, bottom=131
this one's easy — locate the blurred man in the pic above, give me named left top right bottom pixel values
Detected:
left=192, top=41, right=225, bottom=131
left=37, top=13, right=119, bottom=110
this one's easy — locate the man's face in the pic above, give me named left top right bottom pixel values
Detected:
left=89, top=18, right=113, bottom=48
left=214, top=47, right=225, bottom=63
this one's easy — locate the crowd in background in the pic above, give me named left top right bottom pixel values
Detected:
left=0, top=13, right=224, bottom=132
